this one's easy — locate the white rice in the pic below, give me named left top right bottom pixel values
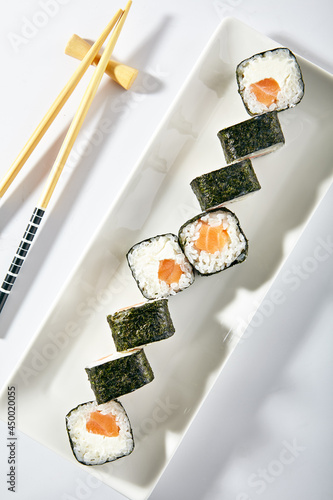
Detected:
left=237, top=48, right=304, bottom=115
left=85, top=349, right=141, bottom=370
left=179, top=211, right=247, bottom=275
left=238, top=143, right=283, bottom=162
left=66, top=400, right=134, bottom=465
left=127, top=234, right=194, bottom=299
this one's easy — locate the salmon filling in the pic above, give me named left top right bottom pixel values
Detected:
left=158, top=258, right=183, bottom=285
left=249, top=78, right=281, bottom=107
left=194, top=221, right=230, bottom=254
left=96, top=354, right=113, bottom=362
left=118, top=302, right=145, bottom=312
left=86, top=411, right=120, bottom=437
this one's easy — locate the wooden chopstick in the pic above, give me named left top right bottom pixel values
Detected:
left=0, top=8, right=123, bottom=199
left=39, top=1, right=132, bottom=209
left=0, top=1, right=132, bottom=314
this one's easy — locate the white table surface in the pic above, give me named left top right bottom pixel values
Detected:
left=0, top=1, right=332, bottom=499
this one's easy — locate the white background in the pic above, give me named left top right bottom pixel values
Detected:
left=0, top=0, right=332, bottom=499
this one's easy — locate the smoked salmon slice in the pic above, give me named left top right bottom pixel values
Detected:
left=194, top=221, right=230, bottom=254
left=86, top=410, right=120, bottom=437
left=158, top=258, right=183, bottom=285
left=249, top=78, right=280, bottom=107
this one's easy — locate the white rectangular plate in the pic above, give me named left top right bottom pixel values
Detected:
left=1, top=17, right=333, bottom=500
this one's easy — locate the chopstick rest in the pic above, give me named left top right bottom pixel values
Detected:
left=65, top=34, right=138, bottom=90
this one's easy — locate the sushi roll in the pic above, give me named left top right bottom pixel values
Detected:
left=66, top=400, right=134, bottom=465
left=107, top=299, right=175, bottom=352
left=127, top=233, right=195, bottom=299
left=236, top=47, right=304, bottom=116
left=217, top=111, right=284, bottom=164
left=178, top=207, right=248, bottom=276
left=190, top=159, right=261, bottom=211
left=85, top=349, right=154, bottom=404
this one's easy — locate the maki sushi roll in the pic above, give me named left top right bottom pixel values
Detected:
left=66, top=400, right=134, bottom=465
left=127, top=233, right=195, bottom=299
left=190, top=159, right=261, bottom=211
left=178, top=207, right=248, bottom=276
left=217, top=111, right=284, bottom=164
left=236, top=47, right=304, bottom=116
left=107, top=299, right=175, bottom=352
left=85, top=349, right=154, bottom=404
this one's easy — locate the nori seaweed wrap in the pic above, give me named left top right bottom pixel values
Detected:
left=85, top=349, right=154, bottom=403
left=236, top=47, right=304, bottom=116
left=107, top=299, right=175, bottom=351
left=66, top=399, right=134, bottom=466
left=178, top=207, right=248, bottom=276
left=127, top=233, right=195, bottom=299
left=217, top=111, right=285, bottom=164
left=190, top=159, right=261, bottom=210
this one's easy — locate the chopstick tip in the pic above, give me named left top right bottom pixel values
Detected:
left=124, top=1, right=132, bottom=13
